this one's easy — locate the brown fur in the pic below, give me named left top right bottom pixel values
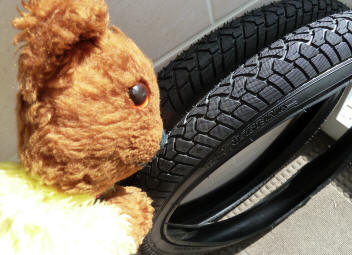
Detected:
left=12, top=0, right=162, bottom=245
left=106, top=186, right=154, bottom=246
left=12, top=0, right=163, bottom=196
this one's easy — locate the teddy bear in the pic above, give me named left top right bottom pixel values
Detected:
left=0, top=0, right=163, bottom=254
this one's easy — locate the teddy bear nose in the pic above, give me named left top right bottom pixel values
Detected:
left=135, top=130, right=167, bottom=168
left=136, top=162, right=146, bottom=167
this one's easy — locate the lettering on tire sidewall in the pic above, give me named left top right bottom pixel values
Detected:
left=231, top=100, right=298, bottom=147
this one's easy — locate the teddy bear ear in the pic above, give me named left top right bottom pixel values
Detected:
left=25, top=102, right=54, bottom=128
left=12, top=0, right=109, bottom=102
left=110, top=26, right=127, bottom=36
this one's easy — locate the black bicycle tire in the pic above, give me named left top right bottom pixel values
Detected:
left=159, top=0, right=349, bottom=131
left=128, top=12, right=352, bottom=254
left=199, top=127, right=352, bottom=254
left=169, top=90, right=344, bottom=226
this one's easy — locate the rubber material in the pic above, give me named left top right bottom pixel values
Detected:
left=179, top=128, right=352, bottom=243
left=158, top=0, right=348, bottom=130
left=125, top=12, right=352, bottom=254
left=168, top=91, right=344, bottom=225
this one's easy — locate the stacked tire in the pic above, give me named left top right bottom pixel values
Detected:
left=122, top=1, right=351, bottom=254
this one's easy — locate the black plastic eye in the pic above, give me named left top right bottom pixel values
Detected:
left=129, top=83, right=149, bottom=107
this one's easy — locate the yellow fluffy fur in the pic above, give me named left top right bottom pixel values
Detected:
left=0, top=162, right=137, bottom=255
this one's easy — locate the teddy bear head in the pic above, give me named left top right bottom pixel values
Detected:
left=12, top=0, right=163, bottom=195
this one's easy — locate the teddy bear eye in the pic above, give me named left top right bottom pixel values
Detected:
left=129, top=83, right=149, bottom=108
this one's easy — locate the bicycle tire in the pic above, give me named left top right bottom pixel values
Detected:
left=203, top=127, right=352, bottom=254
left=159, top=0, right=348, bottom=131
left=169, top=91, right=344, bottom=226
left=129, top=12, right=352, bottom=254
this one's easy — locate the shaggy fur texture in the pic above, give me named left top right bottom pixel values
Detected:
left=10, top=0, right=162, bottom=249
left=104, top=185, right=154, bottom=245
left=0, top=162, right=138, bottom=255
left=12, top=0, right=163, bottom=195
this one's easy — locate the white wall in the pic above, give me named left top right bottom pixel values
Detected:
left=0, top=0, right=351, bottom=161
left=0, top=0, right=20, bottom=161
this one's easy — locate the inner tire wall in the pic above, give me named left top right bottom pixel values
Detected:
left=158, top=0, right=349, bottom=130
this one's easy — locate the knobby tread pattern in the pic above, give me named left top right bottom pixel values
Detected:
left=159, top=0, right=348, bottom=130
left=132, top=12, right=352, bottom=255
left=124, top=12, right=352, bottom=216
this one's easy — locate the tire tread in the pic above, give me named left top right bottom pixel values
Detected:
left=125, top=12, right=352, bottom=216
left=159, top=0, right=349, bottom=130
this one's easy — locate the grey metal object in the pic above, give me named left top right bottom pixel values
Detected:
left=322, top=83, right=352, bottom=140
left=221, top=131, right=334, bottom=220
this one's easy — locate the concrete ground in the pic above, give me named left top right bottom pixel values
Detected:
left=240, top=184, right=352, bottom=254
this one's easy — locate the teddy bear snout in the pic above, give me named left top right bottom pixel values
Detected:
left=134, top=129, right=167, bottom=168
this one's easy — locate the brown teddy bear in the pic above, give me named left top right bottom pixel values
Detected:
left=0, top=0, right=163, bottom=254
